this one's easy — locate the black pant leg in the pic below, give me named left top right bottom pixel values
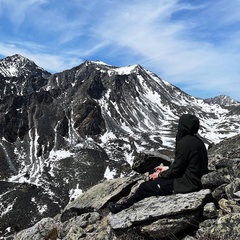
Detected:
left=126, top=178, right=174, bottom=206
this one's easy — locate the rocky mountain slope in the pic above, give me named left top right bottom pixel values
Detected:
left=0, top=54, right=240, bottom=237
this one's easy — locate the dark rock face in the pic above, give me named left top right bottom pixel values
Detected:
left=0, top=147, right=108, bottom=236
left=73, top=99, right=105, bottom=136
left=0, top=181, right=63, bottom=235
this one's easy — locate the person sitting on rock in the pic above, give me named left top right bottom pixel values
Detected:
left=108, top=114, right=209, bottom=214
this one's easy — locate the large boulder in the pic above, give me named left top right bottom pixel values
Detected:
left=61, top=175, right=142, bottom=222
left=108, top=189, right=211, bottom=238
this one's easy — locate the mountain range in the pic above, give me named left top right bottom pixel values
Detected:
left=0, top=54, right=240, bottom=236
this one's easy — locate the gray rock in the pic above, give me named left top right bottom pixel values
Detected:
left=201, top=168, right=233, bottom=190
left=197, top=213, right=240, bottom=240
left=108, top=189, right=211, bottom=230
left=225, top=178, right=240, bottom=200
left=14, top=218, right=58, bottom=240
left=212, top=183, right=228, bottom=201
left=60, top=212, right=100, bottom=236
left=64, top=175, right=142, bottom=211
left=218, top=198, right=240, bottom=215
left=63, top=225, right=86, bottom=240
left=203, top=202, right=218, bottom=219
left=140, top=213, right=197, bottom=238
left=14, top=212, right=101, bottom=240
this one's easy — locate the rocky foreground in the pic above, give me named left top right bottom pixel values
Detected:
left=9, top=135, right=240, bottom=240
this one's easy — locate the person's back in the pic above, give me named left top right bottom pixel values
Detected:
left=160, top=114, right=208, bottom=193
left=173, top=134, right=208, bottom=193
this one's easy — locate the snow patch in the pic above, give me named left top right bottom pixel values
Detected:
left=114, top=65, right=138, bottom=75
left=69, top=184, right=83, bottom=202
left=104, top=166, right=116, bottom=180
left=49, top=149, right=74, bottom=161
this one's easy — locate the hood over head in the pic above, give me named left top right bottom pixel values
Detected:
left=176, top=114, right=199, bottom=142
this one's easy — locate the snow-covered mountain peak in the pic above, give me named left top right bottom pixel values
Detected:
left=205, top=95, right=239, bottom=106
left=0, top=54, right=51, bottom=78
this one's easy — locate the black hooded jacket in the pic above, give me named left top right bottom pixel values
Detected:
left=161, top=114, right=208, bottom=193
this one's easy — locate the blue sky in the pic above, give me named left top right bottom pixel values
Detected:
left=0, top=0, right=240, bottom=101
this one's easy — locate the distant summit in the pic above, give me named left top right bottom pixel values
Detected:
left=205, top=95, right=239, bottom=106
left=0, top=54, right=51, bottom=78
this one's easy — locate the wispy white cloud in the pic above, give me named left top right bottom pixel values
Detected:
left=0, top=0, right=47, bottom=27
left=0, top=0, right=240, bottom=100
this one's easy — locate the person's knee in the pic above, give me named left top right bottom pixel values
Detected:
left=139, top=181, right=146, bottom=188
left=138, top=181, right=148, bottom=191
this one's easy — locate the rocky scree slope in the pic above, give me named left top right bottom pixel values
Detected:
left=0, top=54, right=240, bottom=237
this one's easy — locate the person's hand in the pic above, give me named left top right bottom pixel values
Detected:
left=149, top=166, right=169, bottom=180
left=154, top=165, right=169, bottom=172
left=149, top=171, right=160, bottom=180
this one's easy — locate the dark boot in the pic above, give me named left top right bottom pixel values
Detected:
left=108, top=202, right=129, bottom=214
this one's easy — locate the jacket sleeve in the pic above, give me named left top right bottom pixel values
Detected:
left=161, top=139, right=189, bottom=179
